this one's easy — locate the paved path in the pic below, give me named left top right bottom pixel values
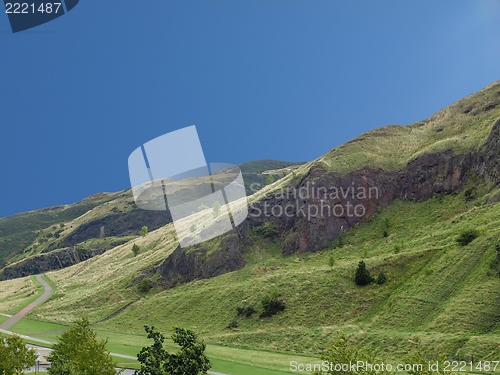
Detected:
left=0, top=275, right=52, bottom=330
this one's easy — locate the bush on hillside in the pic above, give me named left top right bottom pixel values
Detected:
left=132, top=243, right=140, bottom=256
left=225, top=320, right=238, bottom=329
left=456, top=228, right=479, bottom=246
left=254, top=221, right=278, bottom=238
left=490, top=243, right=500, bottom=277
left=139, top=278, right=151, bottom=293
left=236, top=305, right=256, bottom=317
left=260, top=292, right=285, bottom=318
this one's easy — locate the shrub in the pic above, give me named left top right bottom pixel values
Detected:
left=313, top=331, right=392, bottom=375
left=265, top=174, right=275, bottom=185
left=225, top=320, right=238, bottom=329
left=337, top=234, right=344, bottom=248
left=132, top=244, right=140, bottom=257
left=382, top=230, right=389, bottom=238
left=236, top=305, right=256, bottom=317
left=141, top=226, right=149, bottom=237
left=377, top=270, right=387, bottom=285
left=490, top=243, right=500, bottom=277
left=254, top=221, right=278, bottom=238
left=260, top=293, right=285, bottom=318
left=456, top=228, right=479, bottom=246
left=139, top=278, right=151, bottom=293
left=354, top=261, right=373, bottom=286
left=393, top=244, right=401, bottom=254
left=328, top=255, right=335, bottom=268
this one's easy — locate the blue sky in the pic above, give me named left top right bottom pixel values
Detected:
left=1, top=0, right=500, bottom=217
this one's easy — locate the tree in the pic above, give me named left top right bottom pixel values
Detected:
left=48, top=317, right=116, bottom=375
left=377, top=269, right=387, bottom=285
left=141, top=226, right=149, bottom=237
left=328, top=255, right=335, bottom=268
left=135, top=326, right=211, bottom=375
left=265, top=174, right=274, bottom=185
left=132, top=244, right=140, bottom=257
left=139, top=278, right=151, bottom=293
left=212, top=201, right=221, bottom=218
left=312, top=331, right=393, bottom=375
left=0, top=334, right=37, bottom=375
left=354, top=260, right=373, bottom=286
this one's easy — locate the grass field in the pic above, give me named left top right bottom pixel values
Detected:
left=0, top=275, right=43, bottom=315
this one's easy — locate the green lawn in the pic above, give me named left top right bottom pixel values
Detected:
left=0, top=315, right=8, bottom=325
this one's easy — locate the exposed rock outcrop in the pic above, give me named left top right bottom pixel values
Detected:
left=158, top=117, right=500, bottom=288
left=0, top=247, right=106, bottom=280
left=158, top=224, right=250, bottom=288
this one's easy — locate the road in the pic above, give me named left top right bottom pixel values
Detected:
left=0, top=275, right=52, bottom=330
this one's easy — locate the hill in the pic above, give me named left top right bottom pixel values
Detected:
left=1, top=81, right=500, bottom=373
left=0, top=159, right=302, bottom=279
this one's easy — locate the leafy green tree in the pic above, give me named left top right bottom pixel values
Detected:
left=212, top=201, right=221, bottom=218
left=132, top=244, right=140, bottom=257
left=0, top=334, right=37, bottom=375
left=265, top=174, right=275, bottom=185
left=141, top=226, right=149, bottom=237
left=313, top=331, right=392, bottom=375
left=47, top=317, right=116, bottom=375
left=135, top=326, right=211, bottom=375
left=355, top=260, right=373, bottom=286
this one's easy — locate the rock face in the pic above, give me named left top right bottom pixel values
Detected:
left=158, top=118, right=500, bottom=287
left=0, top=247, right=105, bottom=280
left=158, top=224, right=250, bottom=288
left=63, top=209, right=171, bottom=247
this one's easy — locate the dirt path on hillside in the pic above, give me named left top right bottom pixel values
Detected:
left=0, top=274, right=52, bottom=330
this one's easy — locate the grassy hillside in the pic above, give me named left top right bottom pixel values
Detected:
left=0, top=159, right=300, bottom=270
left=0, top=182, right=497, bottom=367
left=0, top=192, right=120, bottom=267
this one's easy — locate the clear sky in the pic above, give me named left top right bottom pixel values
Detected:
left=1, top=0, right=500, bottom=217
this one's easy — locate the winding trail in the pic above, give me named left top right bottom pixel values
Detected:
left=0, top=275, right=52, bottom=330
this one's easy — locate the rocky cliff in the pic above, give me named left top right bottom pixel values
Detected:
left=158, top=116, right=500, bottom=286
left=0, top=247, right=106, bottom=280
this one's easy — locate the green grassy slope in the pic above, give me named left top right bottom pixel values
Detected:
left=0, top=192, right=121, bottom=266
left=2, top=184, right=496, bottom=365
left=316, top=81, right=500, bottom=174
